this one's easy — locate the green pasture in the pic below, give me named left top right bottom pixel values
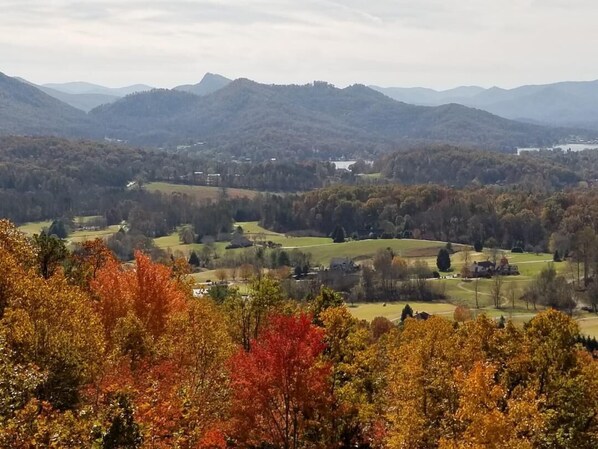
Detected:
left=145, top=182, right=259, bottom=201
left=18, top=219, right=121, bottom=244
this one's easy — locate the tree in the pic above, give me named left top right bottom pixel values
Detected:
left=453, top=305, right=472, bottom=323
left=331, top=225, right=346, bottom=243
left=229, top=314, right=331, bottom=449
left=310, top=286, right=344, bottom=325
left=101, top=393, right=143, bottom=449
left=188, top=250, right=200, bottom=267
left=48, top=219, right=69, bottom=239
left=91, top=251, right=186, bottom=340
left=33, top=232, right=68, bottom=279
left=490, top=274, right=504, bottom=309
left=371, top=316, right=394, bottom=340
left=474, top=240, right=483, bottom=252
left=436, top=248, right=451, bottom=272
left=400, top=304, right=413, bottom=322
left=178, top=225, right=196, bottom=244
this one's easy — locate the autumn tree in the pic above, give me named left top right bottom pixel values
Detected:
left=229, top=314, right=331, bottom=449
left=91, top=251, right=187, bottom=345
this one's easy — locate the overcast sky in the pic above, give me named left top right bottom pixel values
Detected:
left=1, top=0, right=597, bottom=90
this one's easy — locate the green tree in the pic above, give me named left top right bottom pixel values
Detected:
left=101, top=393, right=143, bottom=449
left=188, top=251, right=200, bottom=267
left=400, top=304, right=413, bottom=322
left=33, top=232, right=68, bottom=279
left=48, top=219, right=69, bottom=239
left=436, top=248, right=451, bottom=272
left=331, top=225, right=346, bottom=243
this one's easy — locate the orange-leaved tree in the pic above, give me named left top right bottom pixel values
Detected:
left=229, top=313, right=331, bottom=449
left=91, top=251, right=187, bottom=344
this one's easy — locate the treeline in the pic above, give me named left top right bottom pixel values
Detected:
left=259, top=184, right=598, bottom=253
left=0, top=137, right=344, bottom=223
left=0, top=220, right=597, bottom=448
left=376, top=145, right=583, bottom=188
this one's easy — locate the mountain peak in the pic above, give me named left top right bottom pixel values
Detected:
left=174, top=72, right=232, bottom=96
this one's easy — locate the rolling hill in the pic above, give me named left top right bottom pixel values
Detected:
left=90, top=79, right=569, bottom=156
left=0, top=71, right=586, bottom=157
left=372, top=80, right=598, bottom=130
left=0, top=72, right=96, bottom=137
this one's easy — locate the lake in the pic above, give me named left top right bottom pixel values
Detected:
left=331, top=160, right=373, bottom=170
left=518, top=143, right=598, bottom=155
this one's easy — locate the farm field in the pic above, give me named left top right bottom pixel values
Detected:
left=348, top=300, right=598, bottom=337
left=348, top=301, right=456, bottom=322
left=145, top=182, right=259, bottom=201
left=155, top=221, right=454, bottom=265
left=18, top=219, right=121, bottom=244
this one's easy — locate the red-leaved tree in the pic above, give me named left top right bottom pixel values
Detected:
left=229, top=313, right=331, bottom=449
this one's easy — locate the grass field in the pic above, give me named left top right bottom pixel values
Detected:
left=145, top=182, right=259, bottom=202
left=348, top=301, right=456, bottom=322
left=18, top=219, right=121, bottom=245
left=348, top=300, right=598, bottom=337
left=18, top=220, right=53, bottom=235
left=155, top=221, right=462, bottom=266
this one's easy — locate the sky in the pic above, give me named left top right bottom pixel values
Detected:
left=1, top=0, right=597, bottom=90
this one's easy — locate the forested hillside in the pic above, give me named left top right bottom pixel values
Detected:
left=0, top=221, right=596, bottom=448
left=0, top=72, right=95, bottom=137
left=91, top=79, right=567, bottom=155
left=260, top=183, right=598, bottom=254
left=376, top=146, right=583, bottom=188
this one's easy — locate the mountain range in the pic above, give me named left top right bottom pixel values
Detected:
left=0, top=71, right=587, bottom=158
left=371, top=80, right=598, bottom=130
left=27, top=73, right=232, bottom=112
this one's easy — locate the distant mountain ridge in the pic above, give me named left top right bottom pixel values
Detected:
left=371, top=80, right=598, bottom=130
left=0, top=71, right=587, bottom=158
left=0, top=72, right=96, bottom=137
left=90, top=79, right=570, bottom=156
left=42, top=81, right=154, bottom=97
left=174, top=73, right=232, bottom=96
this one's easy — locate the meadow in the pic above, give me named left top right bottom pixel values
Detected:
left=144, top=182, right=259, bottom=201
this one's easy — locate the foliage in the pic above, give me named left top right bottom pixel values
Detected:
left=229, top=313, right=331, bottom=448
left=436, top=248, right=452, bottom=272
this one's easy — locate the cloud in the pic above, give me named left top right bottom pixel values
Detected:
left=0, top=0, right=597, bottom=89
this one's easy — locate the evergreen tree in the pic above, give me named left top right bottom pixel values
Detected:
left=102, top=393, right=143, bottom=449
left=436, top=248, right=451, bottom=272
left=188, top=251, right=200, bottom=267
left=331, top=225, right=346, bottom=243
left=48, top=219, right=69, bottom=239
left=400, top=303, right=413, bottom=322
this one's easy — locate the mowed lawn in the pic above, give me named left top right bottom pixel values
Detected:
left=145, top=182, right=259, bottom=201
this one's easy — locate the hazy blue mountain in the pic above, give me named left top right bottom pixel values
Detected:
left=90, top=79, right=568, bottom=155
left=174, top=73, right=232, bottom=96
left=35, top=86, right=118, bottom=112
left=42, top=81, right=153, bottom=97
left=0, top=72, right=95, bottom=137
left=370, top=85, right=484, bottom=105
left=373, top=80, right=598, bottom=129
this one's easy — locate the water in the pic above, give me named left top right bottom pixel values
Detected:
left=518, top=143, right=598, bottom=155
left=331, top=160, right=373, bottom=170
